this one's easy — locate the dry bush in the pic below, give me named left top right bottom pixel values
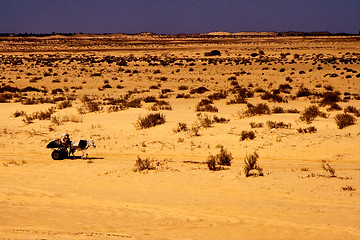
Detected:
left=344, top=106, right=360, bottom=117
left=13, top=110, right=26, bottom=118
left=244, top=152, right=263, bottom=177
left=208, top=90, right=227, bottom=100
left=341, top=185, right=356, bottom=191
left=272, top=106, right=285, bottom=113
left=320, top=91, right=341, bottom=106
left=266, top=121, right=291, bottom=129
left=79, top=95, right=102, bottom=113
left=296, top=87, right=311, bottom=97
left=23, top=107, right=56, bottom=124
left=322, top=161, right=336, bottom=177
left=150, top=100, right=172, bottom=111
left=261, top=91, right=285, bottom=103
left=250, top=122, right=264, bottom=128
left=144, top=96, right=157, bottom=103
left=136, top=113, right=166, bottom=129
left=335, top=113, right=356, bottom=129
left=195, top=99, right=218, bottom=112
left=300, top=105, right=327, bottom=123
left=243, top=103, right=271, bottom=117
left=297, top=126, right=317, bottom=133
left=134, top=156, right=155, bottom=172
left=173, top=122, right=188, bottom=133
left=51, top=115, right=83, bottom=125
left=240, top=130, right=256, bottom=141
left=197, top=114, right=213, bottom=128
left=212, top=115, right=229, bottom=123
left=186, top=125, right=200, bottom=137
left=204, top=50, right=221, bottom=56
left=57, top=100, right=72, bottom=109
left=206, top=146, right=232, bottom=170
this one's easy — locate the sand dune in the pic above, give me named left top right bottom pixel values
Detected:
left=0, top=35, right=359, bottom=239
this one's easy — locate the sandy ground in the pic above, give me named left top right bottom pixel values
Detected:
left=0, top=35, right=359, bottom=239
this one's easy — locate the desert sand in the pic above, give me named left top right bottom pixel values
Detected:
left=0, top=34, right=359, bottom=239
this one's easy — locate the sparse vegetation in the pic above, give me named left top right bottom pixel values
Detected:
left=134, top=156, right=155, bottom=172
left=136, top=113, right=166, bottom=129
left=244, top=152, right=263, bottom=177
left=322, top=161, right=336, bottom=177
left=335, top=113, right=356, bottom=129
left=243, top=103, right=271, bottom=117
left=240, top=130, right=255, bottom=140
left=300, top=105, right=327, bottom=123
left=206, top=146, right=232, bottom=170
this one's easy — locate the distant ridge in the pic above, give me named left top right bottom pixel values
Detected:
left=0, top=31, right=358, bottom=38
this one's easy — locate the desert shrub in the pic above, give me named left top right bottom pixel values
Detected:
left=213, top=115, right=229, bottom=123
left=286, top=108, right=300, bottom=113
left=278, top=83, right=292, bottom=93
left=250, top=122, right=264, bottom=128
left=178, top=85, right=188, bottom=90
left=196, top=99, right=218, bottom=112
left=51, top=114, right=83, bottom=125
left=190, top=87, right=209, bottom=94
left=176, top=93, right=190, bottom=99
left=341, top=185, right=356, bottom=191
left=322, top=161, right=335, bottom=177
left=344, top=106, right=360, bottom=117
left=134, top=156, right=155, bottom=172
left=320, top=91, right=341, bottom=106
left=240, top=130, right=255, bottom=140
left=80, top=96, right=102, bottom=113
left=13, top=110, right=26, bottom=118
left=300, top=105, right=327, bottom=123
left=297, top=126, right=317, bottom=133
left=272, top=106, right=285, bottom=113
left=204, top=50, right=221, bottom=56
left=57, top=100, right=72, bottom=109
left=136, top=113, right=166, bottom=129
left=217, top=147, right=233, bottom=166
left=161, top=89, right=173, bottom=94
left=261, top=91, right=285, bottom=103
left=125, top=98, right=142, bottom=108
left=206, top=155, right=217, bottom=171
left=197, top=114, right=213, bottom=128
left=187, top=125, right=200, bottom=137
left=144, top=96, right=157, bottom=103
left=335, top=113, right=356, bottom=129
left=296, top=87, right=311, bottom=97
left=244, top=152, right=263, bottom=177
left=150, top=100, right=172, bottom=111
left=206, top=147, right=232, bottom=170
left=243, top=103, right=271, bottom=117
left=208, top=90, right=227, bottom=100
left=266, top=121, right=291, bottom=129
left=227, top=94, right=247, bottom=104
left=326, top=103, right=342, bottom=111
left=173, top=122, right=188, bottom=133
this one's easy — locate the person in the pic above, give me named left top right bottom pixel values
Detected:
left=60, top=133, right=71, bottom=153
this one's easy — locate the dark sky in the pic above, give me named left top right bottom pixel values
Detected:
left=0, top=0, right=359, bottom=34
